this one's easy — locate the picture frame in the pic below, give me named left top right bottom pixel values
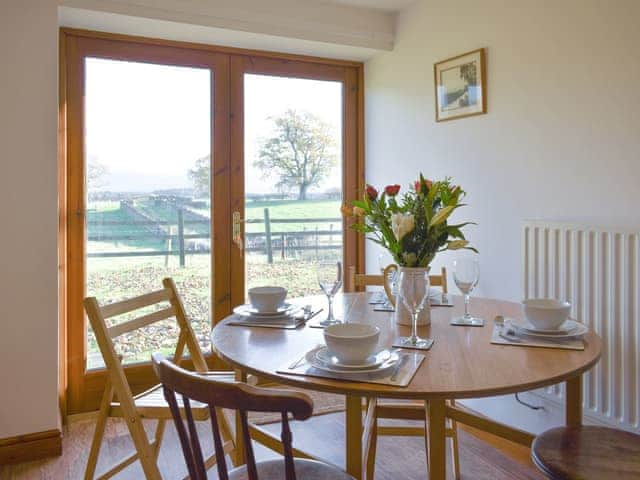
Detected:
left=434, top=48, right=487, bottom=122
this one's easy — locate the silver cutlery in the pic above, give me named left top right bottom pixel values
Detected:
left=390, top=354, right=408, bottom=381
left=288, top=353, right=308, bottom=370
left=499, top=327, right=522, bottom=343
left=302, top=307, right=323, bottom=322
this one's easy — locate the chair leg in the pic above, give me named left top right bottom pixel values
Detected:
left=449, top=418, right=461, bottom=480
left=84, top=410, right=108, bottom=479
left=84, top=381, right=114, bottom=480
left=424, top=400, right=430, bottom=474
left=152, top=420, right=166, bottom=460
left=366, top=421, right=377, bottom=480
left=122, top=415, right=162, bottom=480
left=363, top=399, right=377, bottom=480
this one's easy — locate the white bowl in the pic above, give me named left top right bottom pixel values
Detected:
left=323, top=323, right=380, bottom=364
left=522, top=298, right=571, bottom=330
left=248, top=286, right=287, bottom=313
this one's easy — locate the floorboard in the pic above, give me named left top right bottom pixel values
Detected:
left=0, top=412, right=544, bottom=479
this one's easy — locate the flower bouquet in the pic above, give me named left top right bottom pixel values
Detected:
left=348, top=174, right=477, bottom=267
left=345, top=174, right=477, bottom=327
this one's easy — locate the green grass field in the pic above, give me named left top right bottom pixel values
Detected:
left=85, top=197, right=343, bottom=369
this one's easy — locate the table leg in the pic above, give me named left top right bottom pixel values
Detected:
left=346, top=395, right=363, bottom=480
left=233, top=369, right=247, bottom=466
left=565, top=374, right=583, bottom=427
left=426, top=399, right=446, bottom=480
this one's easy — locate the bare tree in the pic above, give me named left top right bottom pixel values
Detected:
left=255, top=109, right=337, bottom=200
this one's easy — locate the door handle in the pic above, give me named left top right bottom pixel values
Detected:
left=232, top=211, right=244, bottom=256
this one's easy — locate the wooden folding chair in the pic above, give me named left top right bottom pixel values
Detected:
left=346, top=265, right=460, bottom=480
left=83, top=277, right=236, bottom=480
left=347, top=264, right=448, bottom=294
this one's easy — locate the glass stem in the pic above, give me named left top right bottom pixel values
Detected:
left=464, top=293, right=470, bottom=319
left=410, top=311, right=419, bottom=344
left=326, top=295, right=334, bottom=321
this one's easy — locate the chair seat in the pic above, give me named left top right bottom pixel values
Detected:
left=110, top=372, right=236, bottom=421
left=531, top=426, right=640, bottom=480
left=225, top=458, right=355, bottom=480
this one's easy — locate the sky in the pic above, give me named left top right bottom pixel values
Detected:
left=85, top=58, right=343, bottom=196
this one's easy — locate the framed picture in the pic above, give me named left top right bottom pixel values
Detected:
left=434, top=48, right=486, bottom=122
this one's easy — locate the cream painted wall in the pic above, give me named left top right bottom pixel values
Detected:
left=365, top=0, right=640, bottom=301
left=0, top=0, right=60, bottom=438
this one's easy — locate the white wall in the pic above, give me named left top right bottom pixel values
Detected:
left=365, top=0, right=640, bottom=301
left=0, top=0, right=60, bottom=438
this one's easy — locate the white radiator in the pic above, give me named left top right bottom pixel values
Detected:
left=523, top=221, right=640, bottom=432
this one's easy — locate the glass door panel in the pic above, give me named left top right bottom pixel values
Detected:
left=84, top=58, right=212, bottom=369
left=243, top=74, right=344, bottom=299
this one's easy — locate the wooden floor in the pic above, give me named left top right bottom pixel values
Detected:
left=0, top=413, right=544, bottom=479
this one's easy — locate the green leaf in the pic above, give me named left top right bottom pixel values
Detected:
left=446, top=240, right=469, bottom=250
left=429, top=205, right=455, bottom=227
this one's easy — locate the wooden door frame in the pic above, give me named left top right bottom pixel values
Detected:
left=228, top=54, right=365, bottom=313
left=59, top=28, right=364, bottom=415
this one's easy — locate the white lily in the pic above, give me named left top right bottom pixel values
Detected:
left=391, top=213, right=415, bottom=242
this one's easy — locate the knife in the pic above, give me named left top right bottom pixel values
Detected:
left=390, top=354, right=408, bottom=381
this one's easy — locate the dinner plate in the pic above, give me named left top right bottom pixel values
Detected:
left=315, top=347, right=392, bottom=369
left=233, top=303, right=300, bottom=318
left=509, top=316, right=576, bottom=334
left=507, top=318, right=588, bottom=338
left=305, top=347, right=399, bottom=374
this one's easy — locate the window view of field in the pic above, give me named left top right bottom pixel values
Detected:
left=85, top=62, right=342, bottom=369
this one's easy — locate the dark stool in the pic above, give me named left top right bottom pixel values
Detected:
left=531, top=426, right=640, bottom=479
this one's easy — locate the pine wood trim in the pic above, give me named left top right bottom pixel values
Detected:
left=58, top=29, right=69, bottom=424
left=0, top=429, right=62, bottom=465
left=61, top=28, right=366, bottom=412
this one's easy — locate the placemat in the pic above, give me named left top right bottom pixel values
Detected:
left=490, top=325, right=585, bottom=351
left=277, top=348, right=425, bottom=387
left=373, top=294, right=453, bottom=311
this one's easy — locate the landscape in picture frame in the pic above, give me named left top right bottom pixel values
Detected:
left=434, top=48, right=487, bottom=122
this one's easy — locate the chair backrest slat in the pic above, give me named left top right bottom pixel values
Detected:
left=239, top=409, right=259, bottom=479
left=152, top=354, right=313, bottom=480
left=162, top=385, right=203, bottom=480
left=107, top=306, right=176, bottom=338
left=183, top=395, right=208, bottom=479
left=209, top=406, right=230, bottom=480
left=347, top=265, right=448, bottom=293
left=101, top=288, right=172, bottom=319
left=281, top=413, right=296, bottom=480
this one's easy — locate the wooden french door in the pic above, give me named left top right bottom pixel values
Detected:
left=60, top=29, right=363, bottom=414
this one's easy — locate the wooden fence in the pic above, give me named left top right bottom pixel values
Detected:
left=88, top=208, right=342, bottom=266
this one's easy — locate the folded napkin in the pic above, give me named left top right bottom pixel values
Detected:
left=490, top=325, right=585, bottom=351
left=228, top=309, right=322, bottom=330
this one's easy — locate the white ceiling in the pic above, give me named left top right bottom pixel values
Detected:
left=324, top=0, right=415, bottom=12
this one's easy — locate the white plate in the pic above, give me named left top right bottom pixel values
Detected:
left=233, top=303, right=300, bottom=318
left=305, top=347, right=399, bottom=374
left=507, top=318, right=588, bottom=339
left=315, top=347, right=391, bottom=369
left=510, top=316, right=575, bottom=334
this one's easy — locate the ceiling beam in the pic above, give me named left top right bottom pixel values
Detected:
left=59, top=0, right=395, bottom=51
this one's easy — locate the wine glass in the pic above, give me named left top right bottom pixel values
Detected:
left=317, top=261, right=343, bottom=326
left=397, top=269, right=432, bottom=348
left=453, top=257, right=482, bottom=325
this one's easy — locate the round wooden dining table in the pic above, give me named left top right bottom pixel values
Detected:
left=211, top=293, right=602, bottom=480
